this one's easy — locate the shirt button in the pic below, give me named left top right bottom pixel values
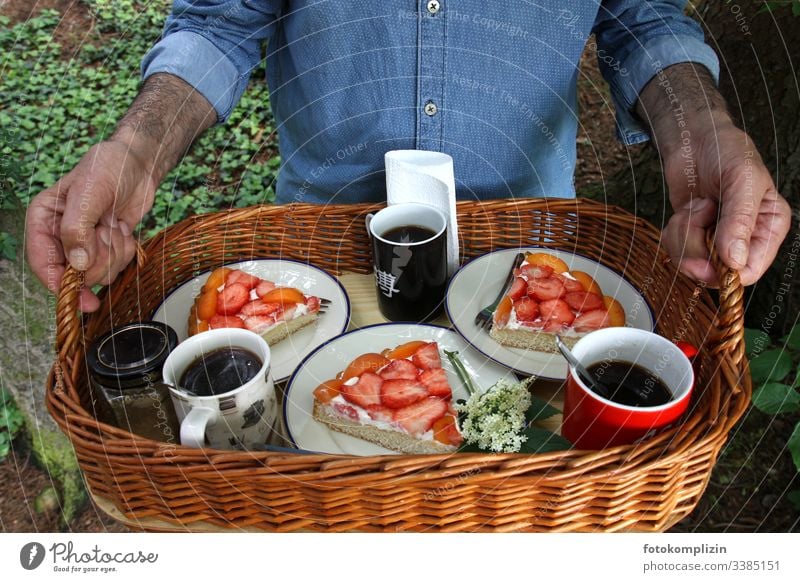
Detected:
left=424, top=101, right=438, bottom=116
left=427, top=0, right=440, bottom=15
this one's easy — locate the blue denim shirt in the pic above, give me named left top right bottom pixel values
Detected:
left=141, top=1, right=719, bottom=204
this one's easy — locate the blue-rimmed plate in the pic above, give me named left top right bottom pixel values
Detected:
left=283, top=323, right=512, bottom=455
left=152, top=259, right=350, bottom=383
left=445, top=248, right=655, bottom=380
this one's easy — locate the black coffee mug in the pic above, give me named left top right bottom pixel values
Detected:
left=367, top=203, right=448, bottom=322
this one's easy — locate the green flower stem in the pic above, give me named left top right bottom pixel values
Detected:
left=444, top=350, right=478, bottom=396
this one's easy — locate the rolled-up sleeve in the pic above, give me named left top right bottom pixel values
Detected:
left=592, top=0, right=720, bottom=145
left=141, top=1, right=281, bottom=122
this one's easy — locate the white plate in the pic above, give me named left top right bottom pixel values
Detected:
left=152, top=259, right=350, bottom=383
left=445, top=248, right=654, bottom=380
left=284, top=323, right=513, bottom=455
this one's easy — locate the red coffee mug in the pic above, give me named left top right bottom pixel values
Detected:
left=561, top=328, right=694, bottom=450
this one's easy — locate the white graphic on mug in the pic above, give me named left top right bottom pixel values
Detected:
left=376, top=269, right=400, bottom=298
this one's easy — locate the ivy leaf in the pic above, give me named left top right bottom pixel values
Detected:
left=788, top=422, right=800, bottom=473
left=518, top=427, right=572, bottom=453
left=787, top=490, right=800, bottom=512
left=744, top=328, right=771, bottom=357
left=0, top=431, right=9, bottom=460
left=751, top=383, right=800, bottom=415
left=525, top=397, right=560, bottom=424
left=749, top=349, right=793, bottom=384
left=781, top=323, right=800, bottom=351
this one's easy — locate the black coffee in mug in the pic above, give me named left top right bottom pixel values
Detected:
left=369, top=203, right=448, bottom=322
left=381, top=225, right=437, bottom=244
left=179, top=347, right=262, bottom=397
left=586, top=360, right=673, bottom=407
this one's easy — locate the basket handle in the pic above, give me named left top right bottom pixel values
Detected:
left=54, top=246, right=147, bottom=390
left=706, top=230, right=746, bottom=366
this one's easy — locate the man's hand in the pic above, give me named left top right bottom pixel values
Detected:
left=24, top=73, right=216, bottom=311
left=661, top=121, right=790, bottom=286
left=637, top=63, right=791, bottom=286
left=25, top=141, right=154, bottom=312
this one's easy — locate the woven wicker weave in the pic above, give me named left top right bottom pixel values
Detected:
left=46, top=199, right=749, bottom=532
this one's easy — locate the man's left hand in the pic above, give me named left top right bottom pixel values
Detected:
left=661, top=120, right=791, bottom=286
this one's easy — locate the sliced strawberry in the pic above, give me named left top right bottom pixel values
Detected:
left=243, top=315, right=277, bottom=334
left=279, top=304, right=297, bottom=322
left=332, top=401, right=359, bottom=421
left=255, top=279, right=277, bottom=298
left=514, top=297, right=540, bottom=322
left=543, top=319, right=568, bottom=333
left=379, top=359, right=419, bottom=380
left=521, top=264, right=554, bottom=279
left=564, top=291, right=604, bottom=313
left=539, top=299, right=575, bottom=326
left=341, top=372, right=383, bottom=408
left=559, top=275, right=585, bottom=293
left=226, top=269, right=261, bottom=290
left=412, top=342, right=442, bottom=370
left=217, top=283, right=249, bottom=315
left=208, top=314, right=246, bottom=329
left=366, top=405, right=395, bottom=423
left=508, top=277, right=527, bottom=300
left=240, top=300, right=282, bottom=317
left=381, top=379, right=428, bottom=409
left=395, top=397, right=448, bottom=436
left=306, top=296, right=321, bottom=313
left=527, top=277, right=565, bottom=301
left=573, top=309, right=610, bottom=332
left=419, top=368, right=451, bottom=398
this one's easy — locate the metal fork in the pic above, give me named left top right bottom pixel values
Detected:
left=318, top=297, right=332, bottom=314
left=474, top=252, right=525, bottom=330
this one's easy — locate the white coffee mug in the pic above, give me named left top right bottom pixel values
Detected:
left=163, top=328, right=277, bottom=450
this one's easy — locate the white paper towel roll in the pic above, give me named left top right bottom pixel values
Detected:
left=384, top=150, right=459, bottom=275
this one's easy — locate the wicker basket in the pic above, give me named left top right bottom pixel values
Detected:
left=47, top=199, right=749, bottom=532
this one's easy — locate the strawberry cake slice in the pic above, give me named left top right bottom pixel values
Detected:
left=490, top=252, right=626, bottom=353
left=312, top=341, right=463, bottom=454
left=188, top=267, right=321, bottom=345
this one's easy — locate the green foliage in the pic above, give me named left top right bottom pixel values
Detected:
left=746, top=324, right=800, bottom=473
left=759, top=1, right=800, bottom=16
left=0, top=388, right=25, bottom=461
left=0, top=231, right=18, bottom=260
left=0, top=2, right=277, bottom=238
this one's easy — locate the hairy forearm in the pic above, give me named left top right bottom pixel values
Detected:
left=635, top=63, right=731, bottom=160
left=110, top=73, right=216, bottom=183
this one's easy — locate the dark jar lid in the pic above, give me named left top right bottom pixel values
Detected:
left=86, top=321, right=178, bottom=386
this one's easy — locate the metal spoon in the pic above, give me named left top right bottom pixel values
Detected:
left=554, top=335, right=612, bottom=400
left=156, top=380, right=198, bottom=398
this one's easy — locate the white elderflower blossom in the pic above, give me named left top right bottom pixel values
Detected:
left=455, top=377, right=533, bottom=453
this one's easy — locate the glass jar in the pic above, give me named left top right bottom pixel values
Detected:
left=86, top=321, right=180, bottom=443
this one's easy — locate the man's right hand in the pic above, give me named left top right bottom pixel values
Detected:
left=25, top=140, right=155, bottom=312
left=24, top=73, right=217, bottom=312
